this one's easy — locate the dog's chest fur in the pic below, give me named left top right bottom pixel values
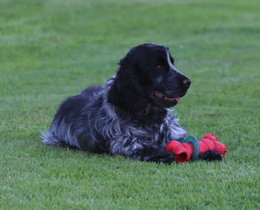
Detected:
left=93, top=95, right=187, bottom=155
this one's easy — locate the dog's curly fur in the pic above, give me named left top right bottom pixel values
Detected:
left=42, top=43, right=222, bottom=163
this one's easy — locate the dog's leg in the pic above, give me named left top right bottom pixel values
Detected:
left=198, top=150, right=223, bottom=161
left=110, top=139, right=175, bottom=164
left=132, top=146, right=176, bottom=164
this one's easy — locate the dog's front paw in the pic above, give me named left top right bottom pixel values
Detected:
left=157, top=151, right=176, bottom=164
left=199, top=150, right=223, bottom=161
left=134, top=146, right=175, bottom=164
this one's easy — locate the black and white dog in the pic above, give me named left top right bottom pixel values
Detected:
left=42, top=43, right=222, bottom=163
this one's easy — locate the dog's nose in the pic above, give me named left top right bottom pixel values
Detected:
left=182, top=78, right=191, bottom=89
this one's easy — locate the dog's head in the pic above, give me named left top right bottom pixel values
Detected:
left=108, top=43, right=191, bottom=112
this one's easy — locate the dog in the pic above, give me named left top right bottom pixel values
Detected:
left=42, top=43, right=222, bottom=163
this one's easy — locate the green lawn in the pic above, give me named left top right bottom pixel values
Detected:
left=0, top=0, right=259, bottom=209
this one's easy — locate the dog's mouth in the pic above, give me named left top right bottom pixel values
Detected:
left=154, top=91, right=181, bottom=103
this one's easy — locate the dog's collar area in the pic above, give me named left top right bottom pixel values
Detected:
left=143, top=105, right=151, bottom=115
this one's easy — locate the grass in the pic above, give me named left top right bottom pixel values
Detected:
left=0, top=0, right=259, bottom=209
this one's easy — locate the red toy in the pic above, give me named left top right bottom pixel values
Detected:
left=166, top=134, right=227, bottom=163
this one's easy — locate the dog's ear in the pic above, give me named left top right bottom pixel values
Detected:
left=107, top=76, right=121, bottom=107
left=108, top=53, right=148, bottom=112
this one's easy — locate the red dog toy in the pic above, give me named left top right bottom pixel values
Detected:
left=166, top=134, right=227, bottom=163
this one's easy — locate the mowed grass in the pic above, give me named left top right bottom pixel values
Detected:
left=0, top=0, right=259, bottom=209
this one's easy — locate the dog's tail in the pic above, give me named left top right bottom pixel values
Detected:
left=41, top=125, right=80, bottom=149
left=41, top=130, right=63, bottom=146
